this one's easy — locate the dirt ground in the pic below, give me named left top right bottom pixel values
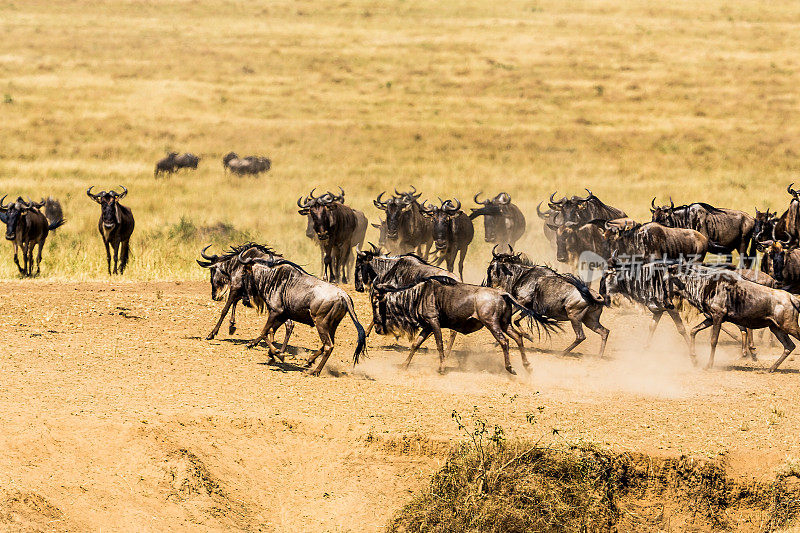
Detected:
left=1, top=280, right=799, bottom=532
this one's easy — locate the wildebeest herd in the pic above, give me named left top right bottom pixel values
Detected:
left=8, top=165, right=800, bottom=377
left=192, top=183, right=800, bottom=376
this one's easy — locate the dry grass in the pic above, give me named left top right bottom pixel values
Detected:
left=2, top=0, right=800, bottom=279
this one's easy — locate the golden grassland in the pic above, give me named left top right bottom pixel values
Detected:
left=2, top=0, right=800, bottom=279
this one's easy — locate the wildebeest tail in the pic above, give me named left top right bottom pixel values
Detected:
left=345, top=295, right=367, bottom=365
left=44, top=197, right=66, bottom=230
left=559, top=272, right=605, bottom=305
left=502, top=294, right=558, bottom=337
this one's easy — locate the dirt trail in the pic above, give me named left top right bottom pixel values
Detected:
left=0, top=281, right=799, bottom=531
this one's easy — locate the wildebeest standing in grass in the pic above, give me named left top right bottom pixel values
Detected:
left=0, top=196, right=65, bottom=277
left=197, top=243, right=293, bottom=348
left=222, top=152, right=271, bottom=176
left=154, top=152, right=178, bottom=177
left=420, top=198, right=474, bottom=280
left=651, top=198, right=755, bottom=265
left=373, top=187, right=433, bottom=257
left=470, top=192, right=526, bottom=249
left=86, top=186, right=134, bottom=274
left=369, top=276, right=555, bottom=375
left=174, top=152, right=200, bottom=170
left=486, top=248, right=609, bottom=357
left=298, top=188, right=367, bottom=283
left=667, top=264, right=800, bottom=372
left=238, top=255, right=366, bottom=376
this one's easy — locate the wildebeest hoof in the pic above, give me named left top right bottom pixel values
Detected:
left=206, top=333, right=215, bottom=340
left=246, top=341, right=259, bottom=349
left=229, top=325, right=237, bottom=334
left=304, top=368, right=321, bottom=377
left=506, top=366, right=517, bottom=375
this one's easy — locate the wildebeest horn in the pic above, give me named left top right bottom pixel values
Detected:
left=549, top=192, right=559, bottom=205
left=0, top=195, right=9, bottom=210
left=582, top=188, right=594, bottom=200
left=86, top=186, right=103, bottom=201
left=774, top=225, right=791, bottom=245
left=374, top=191, right=388, bottom=209
left=116, top=185, right=128, bottom=199
left=536, top=202, right=549, bottom=219
left=651, top=197, right=657, bottom=210
left=669, top=197, right=674, bottom=210
left=491, top=244, right=500, bottom=258
left=788, top=183, right=799, bottom=197
left=368, top=242, right=380, bottom=253
left=420, top=200, right=436, bottom=214
left=308, top=187, right=317, bottom=200
left=297, top=195, right=311, bottom=209
left=445, top=198, right=461, bottom=212
left=200, top=245, right=219, bottom=262
left=474, top=192, right=487, bottom=205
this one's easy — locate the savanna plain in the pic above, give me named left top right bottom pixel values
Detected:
left=3, top=0, right=800, bottom=531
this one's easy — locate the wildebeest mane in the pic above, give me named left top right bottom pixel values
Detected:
left=219, top=242, right=280, bottom=263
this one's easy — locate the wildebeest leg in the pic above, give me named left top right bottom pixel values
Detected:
left=666, top=309, right=693, bottom=350
left=689, top=317, right=714, bottom=360
left=430, top=321, right=447, bottom=374
left=512, top=316, right=537, bottom=342
left=561, top=319, right=586, bottom=355
left=12, top=244, right=23, bottom=275
left=739, top=327, right=755, bottom=360
left=768, top=326, right=796, bottom=373
left=264, top=317, right=288, bottom=361
left=364, top=319, right=375, bottom=337
left=403, top=329, right=432, bottom=369
left=706, top=319, right=723, bottom=370
left=504, top=325, right=530, bottom=372
left=103, top=240, right=111, bottom=274
left=486, top=322, right=515, bottom=375
left=444, top=330, right=459, bottom=364
left=645, top=311, right=663, bottom=347
left=445, top=251, right=456, bottom=275
left=207, top=294, right=236, bottom=340
left=119, top=240, right=130, bottom=274
left=35, top=240, right=44, bottom=276
left=583, top=311, right=609, bottom=357
left=306, top=314, right=338, bottom=376
left=22, top=242, right=31, bottom=276
left=277, top=320, right=295, bottom=356
left=228, top=300, right=238, bottom=335
left=457, top=246, right=467, bottom=281
left=247, top=310, right=280, bottom=349
left=112, top=241, right=120, bottom=274
left=747, top=329, right=757, bottom=360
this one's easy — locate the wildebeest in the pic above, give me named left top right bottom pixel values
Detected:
left=371, top=220, right=388, bottom=249
left=470, top=192, right=526, bottom=248
left=237, top=255, right=366, bottom=376
left=666, top=264, right=800, bottom=372
left=546, top=219, right=610, bottom=265
left=0, top=196, right=65, bottom=277
left=368, top=276, right=555, bottom=374
left=770, top=184, right=800, bottom=244
left=373, top=187, right=433, bottom=257
left=536, top=202, right=559, bottom=243
left=604, top=222, right=710, bottom=261
left=486, top=248, right=609, bottom=356
left=197, top=243, right=293, bottom=348
left=154, top=152, right=178, bottom=177
left=548, top=189, right=627, bottom=225
left=86, top=186, right=135, bottom=275
left=420, top=198, right=474, bottom=280
left=751, top=208, right=777, bottom=253
left=651, top=198, right=755, bottom=265
left=174, top=152, right=200, bottom=170
left=298, top=187, right=367, bottom=283
left=757, top=238, right=800, bottom=293
left=223, top=152, right=271, bottom=176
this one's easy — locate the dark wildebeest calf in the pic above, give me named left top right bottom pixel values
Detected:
left=369, top=276, right=555, bottom=375
left=667, top=264, right=800, bottom=372
left=87, top=186, right=135, bottom=274
left=197, top=243, right=294, bottom=349
left=470, top=192, right=526, bottom=249
left=420, top=198, right=474, bottom=280
left=486, top=248, right=609, bottom=356
left=238, top=255, right=366, bottom=376
left=154, top=152, right=178, bottom=177
left=0, top=196, right=65, bottom=277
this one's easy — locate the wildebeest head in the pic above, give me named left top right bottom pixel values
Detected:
left=354, top=243, right=384, bottom=292
left=547, top=190, right=589, bottom=224
left=485, top=245, right=531, bottom=287
left=650, top=197, right=677, bottom=226
left=472, top=192, right=511, bottom=242
left=374, top=186, right=421, bottom=240
left=0, top=196, right=40, bottom=241
left=197, top=245, right=229, bottom=301
left=87, top=185, right=128, bottom=230
left=753, top=207, right=776, bottom=245
left=297, top=187, right=344, bottom=241
left=421, top=198, right=461, bottom=251
left=757, top=226, right=793, bottom=282
left=545, top=218, right=581, bottom=263
left=223, top=152, right=238, bottom=166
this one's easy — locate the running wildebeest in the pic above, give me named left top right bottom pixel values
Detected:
left=368, top=276, right=555, bottom=374
left=174, top=153, right=200, bottom=170
left=770, top=184, right=800, bottom=244
left=536, top=202, right=559, bottom=244
left=0, top=196, right=65, bottom=277
left=197, top=243, right=293, bottom=348
left=298, top=187, right=367, bottom=283
left=651, top=198, right=755, bottom=265
left=420, top=198, right=474, bottom=280
left=470, top=192, right=526, bottom=249
left=546, top=219, right=610, bottom=265
left=154, top=152, right=178, bottom=177
left=86, top=186, right=134, bottom=275
left=757, top=237, right=800, bottom=293
left=223, top=152, right=271, bottom=176
left=666, top=264, right=800, bottom=372
left=486, top=248, right=609, bottom=356
left=237, top=255, right=366, bottom=376
left=604, top=222, right=711, bottom=261
left=373, top=187, right=433, bottom=257
left=548, top=189, right=627, bottom=225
